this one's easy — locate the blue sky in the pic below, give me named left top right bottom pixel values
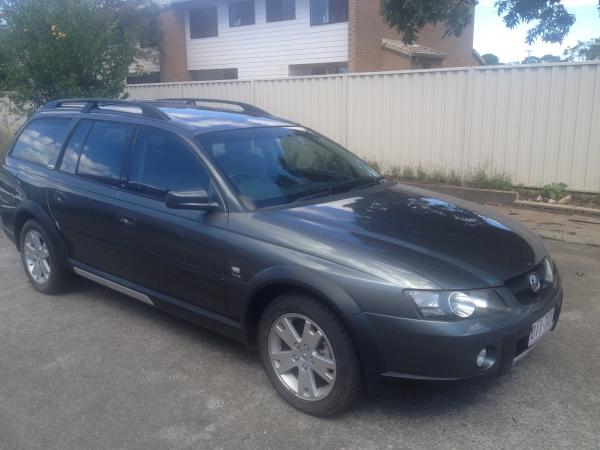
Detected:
left=474, top=0, right=600, bottom=63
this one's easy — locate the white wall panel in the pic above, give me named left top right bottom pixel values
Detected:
left=184, top=0, right=348, bottom=79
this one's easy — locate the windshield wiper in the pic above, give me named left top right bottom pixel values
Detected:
left=292, top=187, right=332, bottom=203
left=349, top=176, right=386, bottom=191
left=293, top=176, right=385, bottom=203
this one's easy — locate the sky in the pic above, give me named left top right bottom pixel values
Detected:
left=474, top=0, right=600, bottom=63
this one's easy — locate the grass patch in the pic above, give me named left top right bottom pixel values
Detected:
left=380, top=164, right=514, bottom=191
left=371, top=161, right=600, bottom=208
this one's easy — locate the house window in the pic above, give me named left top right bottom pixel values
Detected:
left=266, top=0, right=295, bottom=22
left=289, top=62, right=348, bottom=76
left=310, top=0, right=348, bottom=26
left=189, top=6, right=218, bottom=39
left=229, top=1, right=255, bottom=27
left=127, top=72, right=161, bottom=85
left=189, top=68, right=238, bottom=81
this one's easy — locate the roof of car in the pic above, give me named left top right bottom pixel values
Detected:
left=38, top=98, right=296, bottom=134
left=149, top=103, right=296, bottom=133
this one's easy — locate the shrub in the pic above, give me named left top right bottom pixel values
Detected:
left=541, top=182, right=568, bottom=200
left=465, top=169, right=513, bottom=191
left=387, top=165, right=403, bottom=179
left=427, top=169, right=446, bottom=184
left=401, top=166, right=415, bottom=180
left=416, top=166, right=427, bottom=180
left=447, top=170, right=462, bottom=186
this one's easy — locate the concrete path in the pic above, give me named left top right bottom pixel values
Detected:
left=498, top=206, right=600, bottom=247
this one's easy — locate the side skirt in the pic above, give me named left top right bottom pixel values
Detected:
left=70, top=261, right=243, bottom=342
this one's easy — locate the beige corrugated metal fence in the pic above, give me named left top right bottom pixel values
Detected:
left=0, top=63, right=593, bottom=190
left=128, top=62, right=600, bottom=192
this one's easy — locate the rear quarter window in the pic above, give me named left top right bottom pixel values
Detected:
left=10, top=118, right=72, bottom=167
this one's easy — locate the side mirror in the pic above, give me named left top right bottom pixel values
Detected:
left=166, top=189, right=218, bottom=211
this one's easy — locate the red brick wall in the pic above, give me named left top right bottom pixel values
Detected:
left=159, top=8, right=190, bottom=82
left=418, top=21, right=478, bottom=68
left=349, top=0, right=479, bottom=73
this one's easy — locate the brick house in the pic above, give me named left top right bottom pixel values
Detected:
left=154, top=0, right=481, bottom=83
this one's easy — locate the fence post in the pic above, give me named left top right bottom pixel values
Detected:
left=343, top=74, right=349, bottom=147
left=461, top=66, right=476, bottom=186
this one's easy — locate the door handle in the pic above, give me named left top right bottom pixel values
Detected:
left=53, top=191, right=67, bottom=203
left=118, top=214, right=136, bottom=227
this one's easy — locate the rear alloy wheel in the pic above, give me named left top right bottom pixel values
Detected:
left=258, top=293, right=362, bottom=416
left=23, top=229, right=52, bottom=285
left=19, top=220, right=69, bottom=294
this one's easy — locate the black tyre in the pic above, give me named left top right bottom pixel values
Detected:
left=19, top=220, right=70, bottom=295
left=258, top=293, right=362, bottom=416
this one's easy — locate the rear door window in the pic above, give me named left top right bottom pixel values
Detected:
left=59, top=120, right=94, bottom=174
left=77, top=121, right=135, bottom=186
left=10, top=118, right=72, bottom=167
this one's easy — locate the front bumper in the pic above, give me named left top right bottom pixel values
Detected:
left=362, top=285, right=563, bottom=383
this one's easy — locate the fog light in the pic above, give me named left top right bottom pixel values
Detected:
left=476, top=348, right=487, bottom=368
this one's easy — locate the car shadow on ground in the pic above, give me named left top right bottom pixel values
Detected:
left=350, top=376, right=503, bottom=419
left=69, top=275, right=259, bottom=363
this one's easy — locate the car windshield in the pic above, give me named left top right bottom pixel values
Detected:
left=197, top=127, right=380, bottom=209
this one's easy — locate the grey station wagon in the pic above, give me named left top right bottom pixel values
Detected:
left=0, top=98, right=562, bottom=416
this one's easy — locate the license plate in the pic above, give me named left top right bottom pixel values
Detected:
left=528, top=307, right=555, bottom=347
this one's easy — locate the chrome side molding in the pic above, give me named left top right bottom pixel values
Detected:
left=73, top=267, right=155, bottom=306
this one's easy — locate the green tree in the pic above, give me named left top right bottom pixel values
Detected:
left=481, top=53, right=500, bottom=65
left=563, top=37, right=600, bottom=61
left=380, top=0, right=583, bottom=45
left=0, top=0, right=159, bottom=114
left=522, top=54, right=561, bottom=64
left=539, top=54, right=561, bottom=63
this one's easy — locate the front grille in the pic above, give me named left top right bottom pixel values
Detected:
left=504, top=260, right=552, bottom=305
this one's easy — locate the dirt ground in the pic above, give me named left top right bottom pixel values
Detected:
left=498, top=206, right=600, bottom=247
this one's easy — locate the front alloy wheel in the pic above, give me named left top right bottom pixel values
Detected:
left=258, top=293, right=362, bottom=416
left=268, top=313, right=336, bottom=401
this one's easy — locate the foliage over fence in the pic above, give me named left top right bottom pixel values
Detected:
left=0, top=0, right=159, bottom=114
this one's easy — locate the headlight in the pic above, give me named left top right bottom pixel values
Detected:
left=542, top=258, right=554, bottom=284
left=405, top=289, right=508, bottom=320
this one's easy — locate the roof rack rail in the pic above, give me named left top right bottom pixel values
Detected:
left=155, top=98, right=269, bottom=115
left=43, top=98, right=170, bottom=121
